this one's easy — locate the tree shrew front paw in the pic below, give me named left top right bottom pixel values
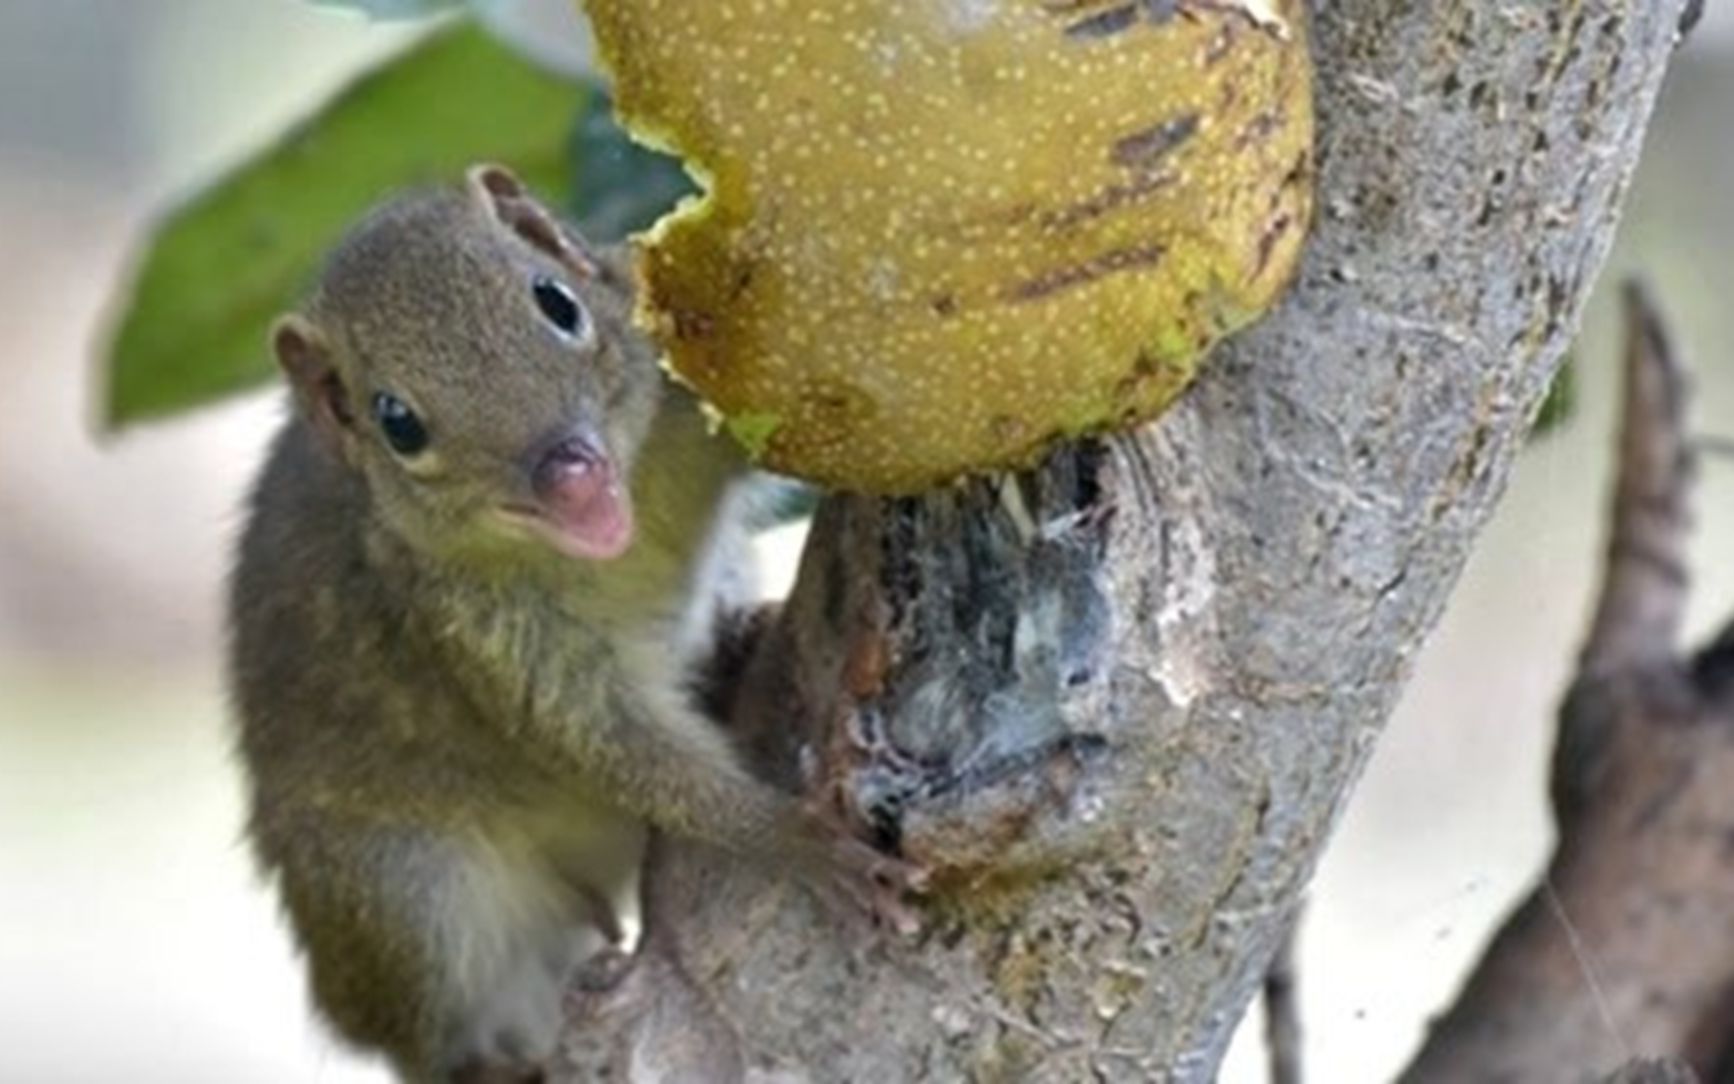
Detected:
left=570, top=944, right=636, bottom=994
left=816, top=830, right=930, bottom=937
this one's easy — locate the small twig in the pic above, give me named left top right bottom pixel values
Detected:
left=1264, top=917, right=1303, bottom=1084
left=1578, top=278, right=1692, bottom=678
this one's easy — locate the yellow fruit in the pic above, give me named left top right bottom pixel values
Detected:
left=583, top=0, right=1314, bottom=493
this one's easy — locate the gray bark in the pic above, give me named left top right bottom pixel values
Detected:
left=560, top=2, right=1690, bottom=1080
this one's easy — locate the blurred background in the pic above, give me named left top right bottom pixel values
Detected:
left=0, top=3, right=1728, bottom=1081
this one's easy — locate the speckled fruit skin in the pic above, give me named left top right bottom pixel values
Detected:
left=583, top=0, right=1314, bottom=494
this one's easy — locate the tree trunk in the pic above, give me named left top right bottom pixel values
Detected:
left=560, top=2, right=1692, bottom=1079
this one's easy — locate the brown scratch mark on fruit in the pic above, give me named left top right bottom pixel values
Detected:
left=1113, top=347, right=1178, bottom=404
left=1111, top=113, right=1201, bottom=169
left=670, top=309, right=716, bottom=340
left=1237, top=109, right=1285, bottom=150
left=726, top=262, right=757, bottom=302
left=804, top=388, right=854, bottom=417
left=1064, top=3, right=1138, bottom=40
left=1266, top=150, right=1312, bottom=212
left=1203, top=20, right=1241, bottom=63
left=990, top=200, right=1040, bottom=229
left=1254, top=212, right=1294, bottom=277
left=929, top=293, right=959, bottom=318
left=990, top=414, right=1028, bottom=446
left=1040, top=172, right=1178, bottom=231
left=1005, top=244, right=1167, bottom=303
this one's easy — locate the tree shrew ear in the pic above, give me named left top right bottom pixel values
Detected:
left=466, top=162, right=601, bottom=281
left=272, top=314, right=354, bottom=459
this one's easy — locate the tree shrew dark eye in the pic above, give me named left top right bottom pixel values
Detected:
left=532, top=275, right=586, bottom=338
left=371, top=392, right=429, bottom=456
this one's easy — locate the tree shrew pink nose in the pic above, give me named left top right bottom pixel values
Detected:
left=529, top=431, right=634, bottom=560
left=533, top=434, right=608, bottom=498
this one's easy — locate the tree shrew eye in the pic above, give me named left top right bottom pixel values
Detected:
left=532, top=275, right=586, bottom=338
left=371, top=392, right=430, bottom=456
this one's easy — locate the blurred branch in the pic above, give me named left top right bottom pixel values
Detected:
left=1579, top=281, right=1692, bottom=679
left=1401, top=282, right=1734, bottom=1082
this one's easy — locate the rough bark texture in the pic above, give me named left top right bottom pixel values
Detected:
left=1401, top=285, right=1734, bottom=1083
left=559, top=3, right=1690, bottom=1080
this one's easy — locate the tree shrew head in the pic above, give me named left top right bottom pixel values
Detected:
left=269, top=165, right=660, bottom=565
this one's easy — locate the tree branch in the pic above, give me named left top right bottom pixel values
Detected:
left=1578, top=281, right=1692, bottom=679
left=1401, top=284, right=1734, bottom=1082
left=558, top=2, right=1691, bottom=1079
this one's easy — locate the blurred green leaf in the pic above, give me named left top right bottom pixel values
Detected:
left=568, top=86, right=696, bottom=244
left=1531, top=350, right=1579, bottom=439
left=104, top=22, right=579, bottom=428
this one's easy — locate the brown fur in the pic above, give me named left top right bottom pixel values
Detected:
left=229, top=167, right=908, bottom=1083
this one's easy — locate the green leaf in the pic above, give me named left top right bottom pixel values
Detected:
left=104, top=22, right=581, bottom=428
left=1531, top=350, right=1578, bottom=439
